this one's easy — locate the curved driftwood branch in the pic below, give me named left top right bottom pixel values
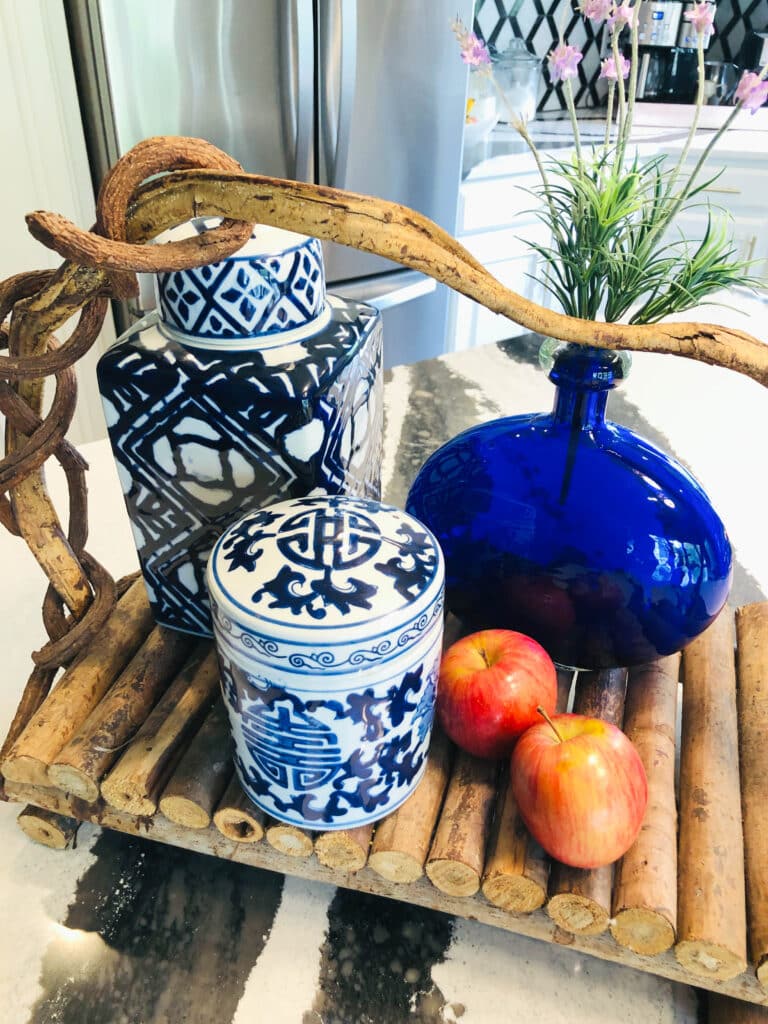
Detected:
left=0, top=138, right=255, bottom=673
left=27, top=167, right=768, bottom=388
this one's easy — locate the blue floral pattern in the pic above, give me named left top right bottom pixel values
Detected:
left=218, top=649, right=439, bottom=828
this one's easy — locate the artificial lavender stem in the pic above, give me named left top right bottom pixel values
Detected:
left=604, top=83, right=616, bottom=148
left=611, top=32, right=627, bottom=137
left=622, top=0, right=643, bottom=163
left=667, top=30, right=707, bottom=195
left=564, top=79, right=583, bottom=166
left=484, top=65, right=560, bottom=234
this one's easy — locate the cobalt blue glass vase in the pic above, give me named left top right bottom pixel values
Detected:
left=406, top=343, right=732, bottom=669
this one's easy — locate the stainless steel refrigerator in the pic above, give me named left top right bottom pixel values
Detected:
left=66, top=0, right=472, bottom=368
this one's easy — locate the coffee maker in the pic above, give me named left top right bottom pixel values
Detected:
left=635, top=0, right=717, bottom=103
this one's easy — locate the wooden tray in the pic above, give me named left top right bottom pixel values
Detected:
left=2, top=586, right=767, bottom=1008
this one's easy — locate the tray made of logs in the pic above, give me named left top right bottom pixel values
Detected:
left=2, top=578, right=767, bottom=1008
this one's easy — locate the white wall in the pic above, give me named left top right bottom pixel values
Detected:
left=0, top=0, right=113, bottom=444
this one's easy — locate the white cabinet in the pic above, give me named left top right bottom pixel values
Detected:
left=447, top=130, right=768, bottom=354
left=447, top=155, right=554, bottom=352
left=689, top=161, right=768, bottom=286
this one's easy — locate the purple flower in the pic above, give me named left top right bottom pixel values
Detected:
left=580, top=0, right=613, bottom=21
left=609, top=4, right=634, bottom=32
left=683, top=2, right=715, bottom=35
left=462, top=36, right=491, bottom=66
left=548, top=43, right=583, bottom=84
left=735, top=71, right=768, bottom=114
left=600, top=55, right=631, bottom=81
left=450, top=18, right=491, bottom=67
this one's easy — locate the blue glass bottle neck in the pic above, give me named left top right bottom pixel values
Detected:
left=547, top=344, right=626, bottom=430
left=552, top=386, right=609, bottom=429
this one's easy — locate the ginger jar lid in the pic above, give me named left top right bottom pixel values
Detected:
left=206, top=496, right=445, bottom=669
left=154, top=219, right=327, bottom=343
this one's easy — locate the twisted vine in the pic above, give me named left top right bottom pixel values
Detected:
left=0, top=138, right=254, bottom=777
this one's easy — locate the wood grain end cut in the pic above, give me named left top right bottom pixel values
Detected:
left=100, top=778, right=157, bottom=818
left=1, top=753, right=51, bottom=787
left=610, top=908, right=675, bottom=956
left=159, top=795, right=212, bottom=830
left=674, top=939, right=748, bottom=981
left=213, top=807, right=265, bottom=844
left=315, top=831, right=369, bottom=873
left=547, top=893, right=610, bottom=936
left=425, top=858, right=480, bottom=897
left=47, top=763, right=100, bottom=803
left=17, top=805, right=79, bottom=849
left=482, top=873, right=546, bottom=914
left=266, top=824, right=314, bottom=858
left=368, top=850, right=423, bottom=884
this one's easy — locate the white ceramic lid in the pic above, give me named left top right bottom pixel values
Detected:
left=207, top=495, right=444, bottom=650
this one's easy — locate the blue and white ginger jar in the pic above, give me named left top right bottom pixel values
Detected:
left=206, top=495, right=445, bottom=830
left=97, top=220, right=383, bottom=637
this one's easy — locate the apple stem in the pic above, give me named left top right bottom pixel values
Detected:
left=537, top=705, right=564, bottom=743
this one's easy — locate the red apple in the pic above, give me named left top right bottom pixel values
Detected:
left=511, top=710, right=648, bottom=869
left=437, top=629, right=557, bottom=759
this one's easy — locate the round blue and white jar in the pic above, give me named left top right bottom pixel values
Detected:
left=206, top=495, right=445, bottom=831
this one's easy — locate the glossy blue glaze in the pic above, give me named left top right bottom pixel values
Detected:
left=406, top=344, right=732, bottom=668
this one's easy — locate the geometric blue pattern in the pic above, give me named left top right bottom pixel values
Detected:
left=98, top=300, right=383, bottom=637
left=157, top=236, right=325, bottom=340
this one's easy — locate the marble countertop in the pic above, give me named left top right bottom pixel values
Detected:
left=2, top=336, right=767, bottom=1023
left=463, top=111, right=768, bottom=182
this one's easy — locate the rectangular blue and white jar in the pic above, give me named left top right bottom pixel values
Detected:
left=97, top=221, right=382, bottom=638
left=206, top=495, right=445, bottom=830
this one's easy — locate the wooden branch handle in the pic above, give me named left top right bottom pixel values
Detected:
left=27, top=167, right=768, bottom=389
left=0, top=137, right=254, bottom=670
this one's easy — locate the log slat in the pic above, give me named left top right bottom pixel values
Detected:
left=100, top=645, right=217, bottom=815
left=736, top=603, right=768, bottom=989
left=46, top=626, right=192, bottom=801
left=265, top=820, right=315, bottom=858
left=1, top=579, right=154, bottom=786
left=315, top=825, right=373, bottom=873
left=158, top=699, right=233, bottom=829
left=425, top=750, right=497, bottom=897
left=481, top=668, right=573, bottom=913
left=547, top=667, right=628, bottom=937
left=213, top=775, right=266, bottom=844
left=368, top=728, right=452, bottom=883
left=16, top=803, right=79, bottom=849
left=611, top=655, right=680, bottom=956
left=676, top=611, right=748, bottom=982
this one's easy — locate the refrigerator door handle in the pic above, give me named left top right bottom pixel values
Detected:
left=280, top=0, right=313, bottom=181
left=320, top=0, right=357, bottom=188
left=331, top=271, right=436, bottom=311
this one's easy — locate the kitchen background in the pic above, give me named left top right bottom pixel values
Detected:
left=473, top=0, right=768, bottom=110
left=1, top=0, right=766, bottom=445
